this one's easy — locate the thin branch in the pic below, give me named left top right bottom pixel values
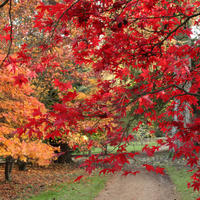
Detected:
left=83, top=83, right=200, bottom=120
left=135, top=13, right=185, bottom=21
left=132, top=84, right=200, bottom=100
left=0, top=0, right=13, bottom=68
left=140, top=85, right=174, bottom=96
left=0, top=0, right=9, bottom=8
left=154, top=12, right=200, bottom=48
left=50, top=0, right=81, bottom=40
left=83, top=84, right=175, bottom=119
left=173, top=84, right=200, bottom=97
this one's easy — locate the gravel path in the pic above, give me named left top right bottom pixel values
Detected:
left=95, top=169, right=179, bottom=200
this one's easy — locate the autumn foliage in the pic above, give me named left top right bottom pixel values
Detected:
left=0, top=0, right=200, bottom=197
left=0, top=67, right=55, bottom=166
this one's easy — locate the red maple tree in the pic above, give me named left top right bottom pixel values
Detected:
left=1, top=0, right=200, bottom=197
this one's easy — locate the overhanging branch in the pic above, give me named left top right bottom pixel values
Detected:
left=173, top=84, right=200, bottom=97
left=154, top=12, right=200, bottom=49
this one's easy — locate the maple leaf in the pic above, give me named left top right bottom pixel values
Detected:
left=62, top=91, right=77, bottom=102
left=87, top=140, right=93, bottom=149
left=53, top=79, right=72, bottom=91
left=13, top=74, right=28, bottom=87
left=155, top=167, right=165, bottom=175
left=32, top=108, right=42, bottom=117
left=0, top=34, right=11, bottom=43
left=99, top=168, right=108, bottom=175
left=84, top=127, right=97, bottom=135
left=143, top=164, right=154, bottom=172
left=142, top=145, right=154, bottom=156
left=74, top=155, right=83, bottom=159
left=122, top=170, right=140, bottom=176
left=191, top=181, right=200, bottom=192
left=53, top=103, right=67, bottom=112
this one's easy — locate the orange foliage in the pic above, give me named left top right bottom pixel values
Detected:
left=0, top=68, right=56, bottom=166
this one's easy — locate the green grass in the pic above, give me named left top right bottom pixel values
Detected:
left=165, top=166, right=199, bottom=200
left=80, top=141, right=158, bottom=155
left=28, top=173, right=108, bottom=200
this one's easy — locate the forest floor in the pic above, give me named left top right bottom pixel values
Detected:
left=95, top=168, right=179, bottom=200
left=0, top=163, right=83, bottom=200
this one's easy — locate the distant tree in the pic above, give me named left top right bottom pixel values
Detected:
left=0, top=67, right=55, bottom=180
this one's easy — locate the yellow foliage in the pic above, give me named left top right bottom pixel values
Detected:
left=76, top=92, right=88, bottom=100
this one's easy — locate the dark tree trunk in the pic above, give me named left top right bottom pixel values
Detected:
left=17, top=160, right=27, bottom=171
left=48, top=139, right=73, bottom=164
left=88, top=149, right=91, bottom=157
left=5, top=156, right=14, bottom=181
left=103, top=144, right=108, bottom=155
left=57, top=143, right=73, bottom=164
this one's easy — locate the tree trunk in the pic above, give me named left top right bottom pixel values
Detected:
left=57, top=143, right=73, bottom=164
left=170, top=34, right=192, bottom=158
left=5, top=156, right=14, bottom=181
left=48, top=139, right=73, bottom=164
left=17, top=160, right=27, bottom=171
left=103, top=144, right=108, bottom=155
left=88, top=149, right=91, bottom=157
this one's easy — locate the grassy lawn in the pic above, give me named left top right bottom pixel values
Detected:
left=79, top=140, right=158, bottom=155
left=28, top=173, right=109, bottom=200
left=91, top=143, right=147, bottom=154
left=165, top=166, right=199, bottom=200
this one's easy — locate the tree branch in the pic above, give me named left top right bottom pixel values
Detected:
left=173, top=84, right=200, bottom=97
left=0, top=0, right=9, bottom=8
left=0, top=0, right=13, bottom=68
left=134, top=84, right=200, bottom=99
left=50, top=0, right=81, bottom=40
left=154, top=12, right=200, bottom=48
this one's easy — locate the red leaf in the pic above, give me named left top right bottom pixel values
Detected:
left=84, top=127, right=97, bottom=135
left=157, top=139, right=164, bottom=145
left=74, top=175, right=84, bottom=182
left=87, top=140, right=93, bottom=149
left=99, top=169, right=108, bottom=175
left=32, top=108, right=42, bottom=117
left=62, top=91, right=77, bottom=102
left=54, top=79, right=72, bottom=91
left=74, top=155, right=83, bottom=159
left=155, top=167, right=165, bottom=175
left=143, top=164, right=154, bottom=172
left=122, top=170, right=140, bottom=176
left=53, top=103, right=67, bottom=112
left=72, top=145, right=79, bottom=151
left=13, top=74, right=28, bottom=87
left=0, top=34, right=10, bottom=43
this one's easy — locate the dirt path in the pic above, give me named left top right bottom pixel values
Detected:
left=95, top=169, right=179, bottom=200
